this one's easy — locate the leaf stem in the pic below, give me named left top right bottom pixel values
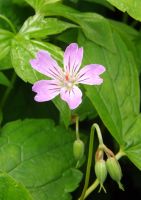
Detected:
left=115, top=149, right=126, bottom=160
left=0, top=14, right=16, bottom=33
left=0, top=72, right=17, bottom=110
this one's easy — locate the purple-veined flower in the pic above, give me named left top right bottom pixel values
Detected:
left=30, top=43, right=105, bottom=110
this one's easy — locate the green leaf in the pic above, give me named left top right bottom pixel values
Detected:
left=109, top=19, right=138, bottom=40
left=11, top=34, right=63, bottom=83
left=109, top=20, right=141, bottom=71
left=0, top=0, right=30, bottom=30
left=107, top=0, right=141, bottom=21
left=134, top=34, right=141, bottom=72
left=11, top=36, right=71, bottom=127
left=25, top=0, right=61, bottom=12
left=0, top=29, right=14, bottom=60
left=53, top=96, right=71, bottom=128
left=0, top=52, right=12, bottom=70
left=83, top=0, right=115, bottom=10
left=0, top=109, right=2, bottom=125
left=0, top=119, right=82, bottom=200
left=0, top=172, right=32, bottom=200
left=12, top=0, right=27, bottom=6
left=0, top=72, right=10, bottom=87
left=39, top=3, right=116, bottom=52
left=123, top=115, right=141, bottom=170
left=73, top=96, right=97, bottom=121
left=20, top=15, right=77, bottom=38
left=78, top=30, right=139, bottom=145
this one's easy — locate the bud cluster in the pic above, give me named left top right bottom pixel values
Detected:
left=94, top=145, right=124, bottom=192
left=95, top=149, right=107, bottom=192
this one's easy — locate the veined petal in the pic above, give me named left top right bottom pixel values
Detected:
left=32, top=80, right=60, bottom=102
left=77, top=64, right=105, bottom=85
left=30, top=50, right=63, bottom=79
left=60, top=86, right=82, bottom=110
left=64, top=43, right=83, bottom=75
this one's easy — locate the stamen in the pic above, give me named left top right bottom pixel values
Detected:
left=65, top=73, right=69, bottom=81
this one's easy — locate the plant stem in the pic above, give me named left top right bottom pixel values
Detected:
left=83, top=179, right=99, bottom=200
left=95, top=123, right=104, bottom=145
left=0, top=72, right=17, bottom=109
left=0, top=14, right=16, bottom=33
left=79, top=123, right=96, bottom=200
left=75, top=115, right=80, bottom=140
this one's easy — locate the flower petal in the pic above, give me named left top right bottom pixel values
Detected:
left=77, top=64, right=106, bottom=85
left=64, top=43, right=83, bottom=75
left=32, top=80, right=60, bottom=102
left=60, top=86, right=82, bottom=109
left=30, top=50, right=63, bottom=79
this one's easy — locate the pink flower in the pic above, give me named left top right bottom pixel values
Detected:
left=30, top=43, right=105, bottom=110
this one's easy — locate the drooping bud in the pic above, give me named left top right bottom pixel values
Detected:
left=106, top=157, right=124, bottom=190
left=73, top=139, right=84, bottom=161
left=95, top=159, right=107, bottom=192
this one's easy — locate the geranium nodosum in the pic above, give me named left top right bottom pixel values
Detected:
left=30, top=43, right=105, bottom=109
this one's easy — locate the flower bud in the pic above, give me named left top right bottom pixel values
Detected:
left=73, top=139, right=84, bottom=160
left=106, top=157, right=124, bottom=190
left=95, top=159, right=107, bottom=192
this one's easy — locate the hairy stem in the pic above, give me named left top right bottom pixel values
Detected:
left=79, top=123, right=96, bottom=200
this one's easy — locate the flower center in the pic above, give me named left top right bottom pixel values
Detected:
left=63, top=72, right=76, bottom=90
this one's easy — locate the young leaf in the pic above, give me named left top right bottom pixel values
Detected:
left=0, top=119, right=82, bottom=200
left=20, top=15, right=77, bottom=38
left=107, top=0, right=141, bottom=21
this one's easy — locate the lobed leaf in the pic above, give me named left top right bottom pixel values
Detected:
left=0, top=119, right=82, bottom=200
